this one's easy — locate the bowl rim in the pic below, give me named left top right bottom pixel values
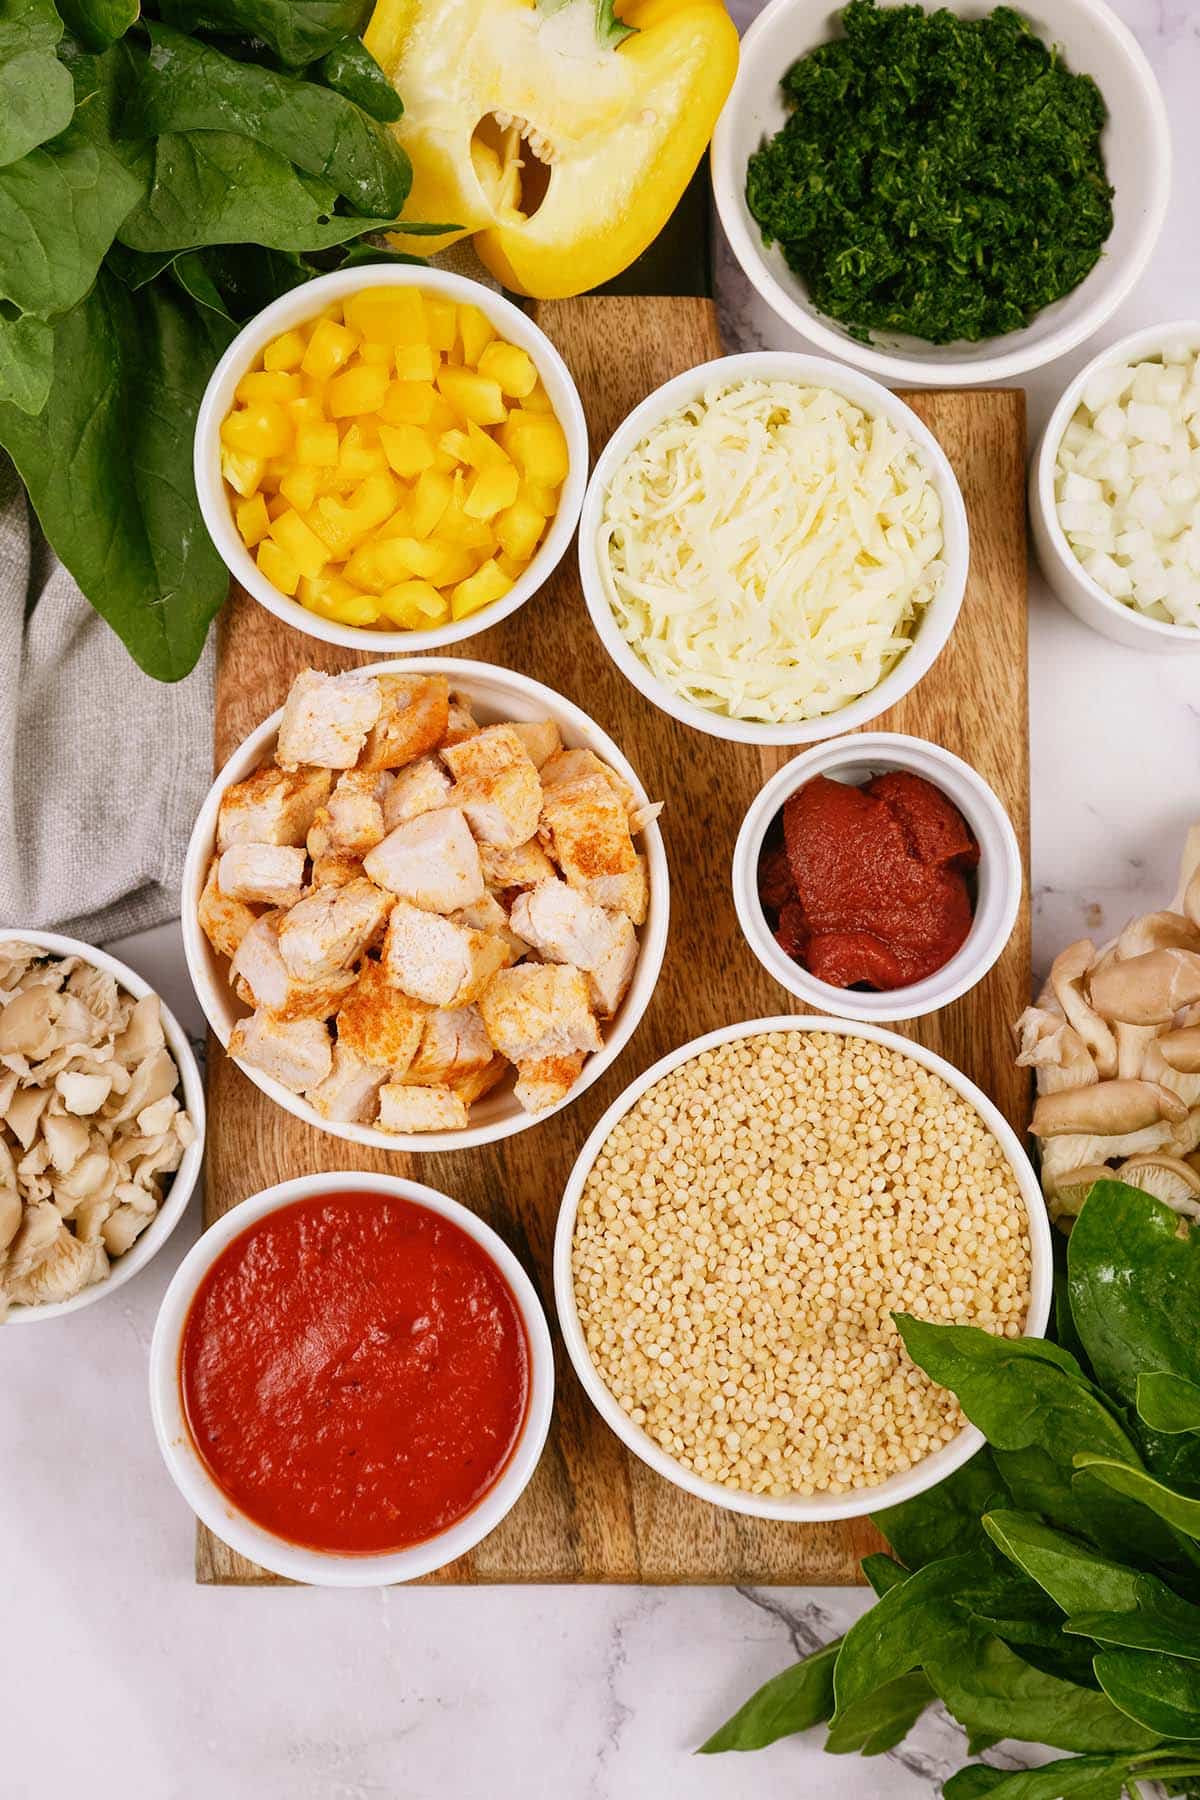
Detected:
left=0, top=926, right=206, bottom=1325
left=1032, top=318, right=1200, bottom=643
left=577, top=350, right=969, bottom=746
left=553, top=1013, right=1052, bottom=1522
left=711, top=0, right=1173, bottom=387
left=181, top=656, right=670, bottom=1152
left=731, top=733, right=1024, bottom=1023
left=148, top=1170, right=555, bottom=1585
left=192, top=262, right=589, bottom=654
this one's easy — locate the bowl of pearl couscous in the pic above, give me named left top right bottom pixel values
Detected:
left=553, top=1016, right=1051, bottom=1522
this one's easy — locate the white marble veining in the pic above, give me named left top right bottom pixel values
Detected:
left=6, top=3, right=1199, bottom=1795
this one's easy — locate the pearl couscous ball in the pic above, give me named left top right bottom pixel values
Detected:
left=572, top=1031, right=1031, bottom=1499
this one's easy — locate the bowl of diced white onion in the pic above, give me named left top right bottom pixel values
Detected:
left=1031, top=321, right=1200, bottom=650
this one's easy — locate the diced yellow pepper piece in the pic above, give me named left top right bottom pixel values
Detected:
left=438, top=428, right=472, bottom=466
left=382, top=537, right=473, bottom=584
left=266, top=492, right=290, bottom=518
left=338, top=424, right=387, bottom=479
left=296, top=573, right=370, bottom=617
left=424, top=295, right=457, bottom=352
left=379, top=380, right=437, bottom=427
left=440, top=477, right=499, bottom=549
left=377, top=580, right=452, bottom=629
left=436, top=367, right=506, bottom=427
left=263, top=329, right=307, bottom=373
left=464, top=420, right=512, bottom=471
left=496, top=551, right=525, bottom=582
left=327, top=363, right=391, bottom=418
left=379, top=422, right=435, bottom=479
left=326, top=591, right=382, bottom=627
left=457, top=304, right=496, bottom=367
left=349, top=471, right=401, bottom=532
left=521, top=480, right=559, bottom=516
left=394, top=343, right=438, bottom=382
left=522, top=381, right=555, bottom=414
left=221, top=447, right=264, bottom=498
left=221, top=403, right=293, bottom=459
left=343, top=538, right=424, bottom=592
left=477, top=341, right=537, bottom=399
left=496, top=495, right=547, bottom=564
left=289, top=395, right=325, bottom=426
left=257, top=539, right=300, bottom=597
left=236, top=370, right=303, bottom=405
left=268, top=508, right=329, bottom=580
left=359, top=341, right=393, bottom=368
left=406, top=467, right=453, bottom=539
left=308, top=497, right=363, bottom=558
left=344, top=286, right=425, bottom=343
left=301, top=316, right=360, bottom=380
left=451, top=558, right=512, bottom=620
left=280, top=465, right=322, bottom=513
left=235, top=492, right=271, bottom=549
left=464, top=462, right=520, bottom=520
left=499, top=411, right=570, bottom=485
left=295, top=422, right=340, bottom=466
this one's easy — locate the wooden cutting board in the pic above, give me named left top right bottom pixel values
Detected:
left=197, top=294, right=1029, bottom=1586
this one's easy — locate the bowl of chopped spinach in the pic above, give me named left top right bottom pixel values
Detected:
left=712, top=0, right=1171, bottom=385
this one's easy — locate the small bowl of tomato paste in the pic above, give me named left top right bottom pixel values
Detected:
left=732, top=734, right=1022, bottom=1024
left=149, top=1175, right=553, bottom=1585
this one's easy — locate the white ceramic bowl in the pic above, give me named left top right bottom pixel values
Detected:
left=732, top=734, right=1023, bottom=1023
left=712, top=0, right=1171, bottom=386
left=182, top=658, right=669, bottom=1152
left=554, top=1015, right=1052, bottom=1523
left=1031, top=320, right=1200, bottom=651
left=578, top=351, right=969, bottom=745
left=0, top=928, right=205, bottom=1324
left=149, top=1172, right=554, bottom=1585
left=193, top=264, right=589, bottom=653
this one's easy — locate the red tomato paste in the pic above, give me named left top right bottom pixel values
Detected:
left=758, top=772, right=979, bottom=990
left=180, top=1191, right=530, bottom=1555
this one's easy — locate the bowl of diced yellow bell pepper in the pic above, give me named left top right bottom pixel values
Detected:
left=194, top=265, right=588, bottom=649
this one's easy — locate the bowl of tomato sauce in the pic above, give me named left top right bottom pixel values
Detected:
left=149, top=1174, right=553, bottom=1584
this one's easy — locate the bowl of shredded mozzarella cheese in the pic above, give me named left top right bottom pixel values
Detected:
left=1031, top=321, right=1200, bottom=650
left=578, top=353, right=969, bottom=743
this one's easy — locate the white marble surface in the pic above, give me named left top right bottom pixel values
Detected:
left=6, top=4, right=1200, bottom=1796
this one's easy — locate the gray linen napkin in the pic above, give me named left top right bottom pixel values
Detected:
left=0, top=455, right=215, bottom=941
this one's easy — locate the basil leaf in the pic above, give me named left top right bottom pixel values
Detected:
left=118, top=130, right=399, bottom=253
left=0, top=50, right=76, bottom=167
left=1094, top=1648, right=1200, bottom=1740
left=157, top=0, right=370, bottom=66
left=1069, top=1183, right=1200, bottom=1407
left=0, top=44, right=147, bottom=318
left=131, top=23, right=411, bottom=217
left=823, top=1670, right=933, bottom=1755
left=943, top=1756, right=1142, bottom=1799
left=926, top=1636, right=1159, bottom=1754
left=0, top=311, right=52, bottom=412
left=54, top=0, right=139, bottom=52
left=1139, top=1372, right=1200, bottom=1437
left=0, top=269, right=233, bottom=679
left=874, top=1447, right=1010, bottom=1569
left=698, top=1638, right=840, bottom=1754
left=316, top=36, right=402, bottom=123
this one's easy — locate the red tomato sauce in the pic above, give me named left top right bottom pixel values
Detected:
left=180, top=1191, right=530, bottom=1555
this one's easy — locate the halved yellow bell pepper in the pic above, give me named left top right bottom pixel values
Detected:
left=365, top=0, right=738, bottom=299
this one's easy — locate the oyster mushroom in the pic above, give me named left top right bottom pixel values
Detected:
left=1116, top=910, right=1200, bottom=959
left=1116, top=1153, right=1200, bottom=1218
left=1090, top=948, right=1200, bottom=1026
left=1158, top=1026, right=1200, bottom=1074
left=1031, top=1079, right=1188, bottom=1139
left=1049, top=942, right=1117, bottom=1076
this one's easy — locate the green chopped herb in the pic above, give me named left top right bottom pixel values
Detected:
left=746, top=0, right=1113, bottom=346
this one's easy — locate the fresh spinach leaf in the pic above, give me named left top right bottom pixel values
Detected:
left=117, top=130, right=398, bottom=253
left=831, top=1552, right=977, bottom=1720
left=0, top=0, right=62, bottom=54
left=0, top=311, right=52, bottom=413
left=316, top=36, right=402, bottom=122
left=942, top=1756, right=1141, bottom=1799
left=823, top=1670, right=933, bottom=1755
left=983, top=1511, right=1146, bottom=1616
left=0, top=269, right=232, bottom=679
left=54, top=0, right=138, bottom=52
left=1140, top=1373, right=1200, bottom=1437
left=1094, top=1648, right=1200, bottom=1740
left=861, top=1553, right=909, bottom=1597
left=1075, top=1457, right=1200, bottom=1539
left=1068, top=1592, right=1200, bottom=1662
left=697, top=1639, right=840, bottom=1753
left=874, top=1446, right=1010, bottom=1569
left=0, top=50, right=76, bottom=167
left=926, top=1635, right=1159, bottom=1754
left=157, top=0, right=371, bottom=66
left=195, top=243, right=314, bottom=315
left=131, top=23, right=411, bottom=218
left=1069, top=1184, right=1200, bottom=1407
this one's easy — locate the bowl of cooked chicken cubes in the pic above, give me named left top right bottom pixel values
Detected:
left=184, top=661, right=668, bottom=1149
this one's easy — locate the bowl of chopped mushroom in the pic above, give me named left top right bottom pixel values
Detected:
left=0, top=931, right=204, bottom=1323
left=182, top=660, right=668, bottom=1151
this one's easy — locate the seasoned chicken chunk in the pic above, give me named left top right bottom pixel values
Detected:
left=359, top=673, right=449, bottom=771
left=229, top=1010, right=332, bottom=1093
left=441, top=724, right=542, bottom=849
left=451, top=892, right=528, bottom=957
left=514, top=1052, right=586, bottom=1116
left=540, top=774, right=647, bottom=923
left=335, top=957, right=425, bottom=1075
left=541, top=747, right=638, bottom=816
left=452, top=1057, right=509, bottom=1106
left=276, top=668, right=382, bottom=770
left=276, top=878, right=392, bottom=981
left=510, top=879, right=637, bottom=1016
left=364, top=809, right=484, bottom=913
left=216, top=764, right=331, bottom=852
left=378, top=1083, right=469, bottom=1133
left=198, top=858, right=258, bottom=960
left=307, top=1044, right=389, bottom=1123
left=511, top=719, right=561, bottom=768
left=217, top=844, right=306, bottom=909
left=443, top=692, right=480, bottom=747
left=406, top=1004, right=494, bottom=1087
left=382, top=902, right=514, bottom=1007
left=307, top=770, right=391, bottom=860
left=309, top=854, right=363, bottom=889
left=382, top=756, right=452, bottom=830
left=478, top=838, right=557, bottom=890
left=231, top=916, right=356, bottom=1020
left=479, top=964, right=602, bottom=1065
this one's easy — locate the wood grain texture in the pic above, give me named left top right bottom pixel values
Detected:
left=196, top=295, right=1029, bottom=1587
